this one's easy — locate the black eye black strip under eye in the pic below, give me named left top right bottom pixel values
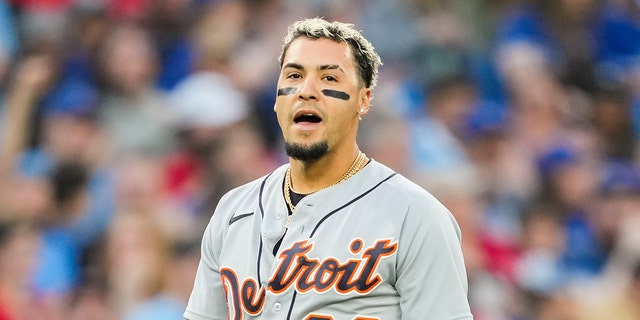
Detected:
left=277, top=87, right=297, bottom=96
left=321, top=89, right=350, bottom=101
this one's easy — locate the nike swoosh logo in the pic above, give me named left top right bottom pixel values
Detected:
left=229, top=212, right=254, bottom=225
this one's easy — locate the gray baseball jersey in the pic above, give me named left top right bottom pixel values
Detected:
left=184, top=160, right=473, bottom=320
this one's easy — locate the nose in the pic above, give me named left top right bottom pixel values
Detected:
left=298, top=78, right=318, bottom=101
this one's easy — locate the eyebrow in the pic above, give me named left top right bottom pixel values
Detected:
left=319, top=64, right=344, bottom=73
left=282, top=63, right=344, bottom=73
left=283, top=62, right=304, bottom=70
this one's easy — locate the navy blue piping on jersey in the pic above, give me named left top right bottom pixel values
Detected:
left=256, top=172, right=273, bottom=285
left=285, top=172, right=398, bottom=320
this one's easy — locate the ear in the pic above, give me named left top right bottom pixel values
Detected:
left=358, top=88, right=372, bottom=115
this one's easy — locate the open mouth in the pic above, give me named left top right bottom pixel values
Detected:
left=294, top=113, right=322, bottom=123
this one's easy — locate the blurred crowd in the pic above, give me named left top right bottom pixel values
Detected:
left=0, top=0, right=639, bottom=319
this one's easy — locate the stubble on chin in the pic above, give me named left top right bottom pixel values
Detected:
left=284, top=141, right=329, bottom=162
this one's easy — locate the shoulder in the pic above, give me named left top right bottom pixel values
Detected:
left=366, top=161, right=460, bottom=236
left=221, top=164, right=289, bottom=202
left=216, top=164, right=288, bottom=212
left=367, top=160, right=441, bottom=207
left=201, top=164, right=287, bottom=253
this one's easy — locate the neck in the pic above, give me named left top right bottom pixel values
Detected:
left=289, top=147, right=363, bottom=194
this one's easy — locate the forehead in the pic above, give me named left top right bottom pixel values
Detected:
left=282, top=37, right=355, bottom=70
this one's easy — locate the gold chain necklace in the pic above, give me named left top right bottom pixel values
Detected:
left=284, top=152, right=369, bottom=226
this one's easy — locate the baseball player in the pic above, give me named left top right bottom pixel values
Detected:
left=184, top=18, right=473, bottom=320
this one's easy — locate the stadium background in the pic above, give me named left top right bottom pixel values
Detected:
left=0, top=0, right=639, bottom=319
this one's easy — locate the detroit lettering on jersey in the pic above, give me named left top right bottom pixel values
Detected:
left=220, top=238, right=398, bottom=318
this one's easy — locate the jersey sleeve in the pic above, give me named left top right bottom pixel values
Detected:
left=395, top=194, right=474, bottom=320
left=183, top=206, right=229, bottom=320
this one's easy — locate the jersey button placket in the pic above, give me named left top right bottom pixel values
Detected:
left=273, top=302, right=282, bottom=311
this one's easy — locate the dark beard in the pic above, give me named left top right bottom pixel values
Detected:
left=284, top=141, right=328, bottom=162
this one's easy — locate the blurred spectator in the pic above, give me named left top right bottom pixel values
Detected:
left=17, top=68, right=115, bottom=250
left=59, top=7, right=112, bottom=86
left=594, top=160, right=640, bottom=261
left=165, top=0, right=271, bottom=221
left=576, top=260, right=640, bottom=320
left=169, top=0, right=249, bottom=128
left=103, top=211, right=184, bottom=319
left=591, top=84, right=637, bottom=159
left=124, top=236, right=200, bottom=320
left=575, top=160, right=640, bottom=319
left=536, top=143, right=606, bottom=278
left=113, top=153, right=195, bottom=240
left=515, top=204, right=567, bottom=315
left=0, top=48, right=116, bottom=319
left=409, top=74, right=478, bottom=179
left=31, top=161, right=91, bottom=317
left=0, top=218, right=45, bottom=320
left=408, top=72, right=483, bottom=254
left=144, top=0, right=197, bottom=91
left=0, top=52, right=58, bottom=220
left=97, top=23, right=176, bottom=157
left=359, top=106, right=412, bottom=176
left=495, top=0, right=601, bottom=93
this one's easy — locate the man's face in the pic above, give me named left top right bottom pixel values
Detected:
left=275, top=37, right=370, bottom=161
